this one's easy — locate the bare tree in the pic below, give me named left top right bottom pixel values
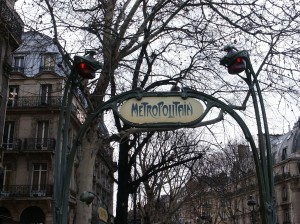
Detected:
left=15, top=0, right=300, bottom=223
left=177, top=141, right=256, bottom=224
left=133, top=130, right=207, bottom=224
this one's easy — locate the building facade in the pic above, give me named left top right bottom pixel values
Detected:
left=176, top=121, right=300, bottom=224
left=0, top=0, right=23, bottom=160
left=0, top=31, right=114, bottom=223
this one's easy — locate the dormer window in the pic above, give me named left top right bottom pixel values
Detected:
left=281, top=147, right=287, bottom=161
left=40, top=54, right=55, bottom=72
left=12, top=55, right=25, bottom=73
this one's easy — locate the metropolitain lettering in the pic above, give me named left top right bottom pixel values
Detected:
left=131, top=101, right=193, bottom=118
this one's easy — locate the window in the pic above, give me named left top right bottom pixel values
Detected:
left=283, top=209, right=290, bottom=222
left=31, top=164, right=47, bottom=192
left=40, top=84, right=52, bottom=105
left=221, top=211, right=226, bottom=220
left=281, top=165, right=287, bottom=175
left=13, top=55, right=25, bottom=72
left=41, top=54, right=55, bottom=71
left=7, top=85, right=19, bottom=107
left=235, top=216, right=239, bottom=223
left=272, top=152, right=276, bottom=164
left=282, top=186, right=288, bottom=201
left=281, top=147, right=287, bottom=161
left=292, top=130, right=300, bottom=153
left=36, top=121, right=49, bottom=149
left=2, top=164, right=13, bottom=191
left=3, top=122, right=15, bottom=149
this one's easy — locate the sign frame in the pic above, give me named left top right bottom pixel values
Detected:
left=119, top=96, right=204, bottom=127
left=106, top=88, right=214, bottom=129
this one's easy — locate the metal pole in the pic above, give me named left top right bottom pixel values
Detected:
left=220, top=47, right=276, bottom=224
left=53, top=70, right=73, bottom=224
left=60, top=74, right=76, bottom=224
left=53, top=69, right=77, bottom=224
left=133, top=144, right=137, bottom=224
left=245, top=57, right=276, bottom=224
left=243, top=72, right=269, bottom=224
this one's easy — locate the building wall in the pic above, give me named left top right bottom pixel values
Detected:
left=0, top=37, right=9, bottom=147
left=1, top=31, right=115, bottom=224
left=0, top=0, right=23, bottom=149
left=1, top=74, right=71, bottom=223
left=0, top=31, right=77, bottom=223
left=0, top=4, right=23, bottom=222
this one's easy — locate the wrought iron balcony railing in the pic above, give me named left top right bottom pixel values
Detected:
left=39, top=66, right=55, bottom=72
left=11, top=66, right=25, bottom=73
left=274, top=172, right=291, bottom=183
left=2, top=138, right=55, bottom=151
left=24, top=138, right=56, bottom=151
left=2, top=138, right=22, bottom=150
left=0, top=185, right=53, bottom=198
left=0, top=0, right=23, bottom=43
left=7, top=96, right=62, bottom=108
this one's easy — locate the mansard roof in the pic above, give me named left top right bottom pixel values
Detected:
left=14, top=31, right=58, bottom=53
left=12, top=31, right=67, bottom=77
left=271, top=119, right=300, bottom=164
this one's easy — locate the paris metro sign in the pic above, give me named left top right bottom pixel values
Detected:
left=119, top=94, right=204, bottom=128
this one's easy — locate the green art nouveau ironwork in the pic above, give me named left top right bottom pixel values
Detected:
left=54, top=47, right=275, bottom=224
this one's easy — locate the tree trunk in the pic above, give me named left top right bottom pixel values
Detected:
left=75, top=130, right=99, bottom=224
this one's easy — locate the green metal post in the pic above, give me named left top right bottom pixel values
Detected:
left=53, top=69, right=74, bottom=224
left=60, top=73, right=76, bottom=224
left=53, top=69, right=79, bottom=223
left=53, top=52, right=102, bottom=223
left=244, top=71, right=269, bottom=224
left=220, top=46, right=276, bottom=224
left=245, top=58, right=276, bottom=224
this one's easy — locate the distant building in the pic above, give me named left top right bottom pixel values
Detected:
left=271, top=120, right=300, bottom=224
left=0, top=31, right=114, bottom=223
left=175, top=120, right=300, bottom=224
left=91, top=146, right=115, bottom=223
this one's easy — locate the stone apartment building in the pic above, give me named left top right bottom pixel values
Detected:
left=0, top=0, right=23, bottom=157
left=176, top=120, right=300, bottom=224
left=0, top=31, right=114, bottom=223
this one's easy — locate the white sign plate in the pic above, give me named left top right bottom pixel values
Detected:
left=119, top=96, right=204, bottom=125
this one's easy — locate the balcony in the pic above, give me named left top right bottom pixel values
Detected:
left=11, top=66, right=25, bottom=73
left=2, top=138, right=22, bottom=150
left=274, top=172, right=291, bottom=183
left=0, top=185, right=53, bottom=198
left=0, top=0, right=23, bottom=44
left=24, top=138, right=56, bottom=151
left=7, top=96, right=62, bottom=109
left=39, top=66, right=55, bottom=72
left=2, top=138, right=55, bottom=151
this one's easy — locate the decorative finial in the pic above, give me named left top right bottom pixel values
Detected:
left=223, top=45, right=238, bottom=52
